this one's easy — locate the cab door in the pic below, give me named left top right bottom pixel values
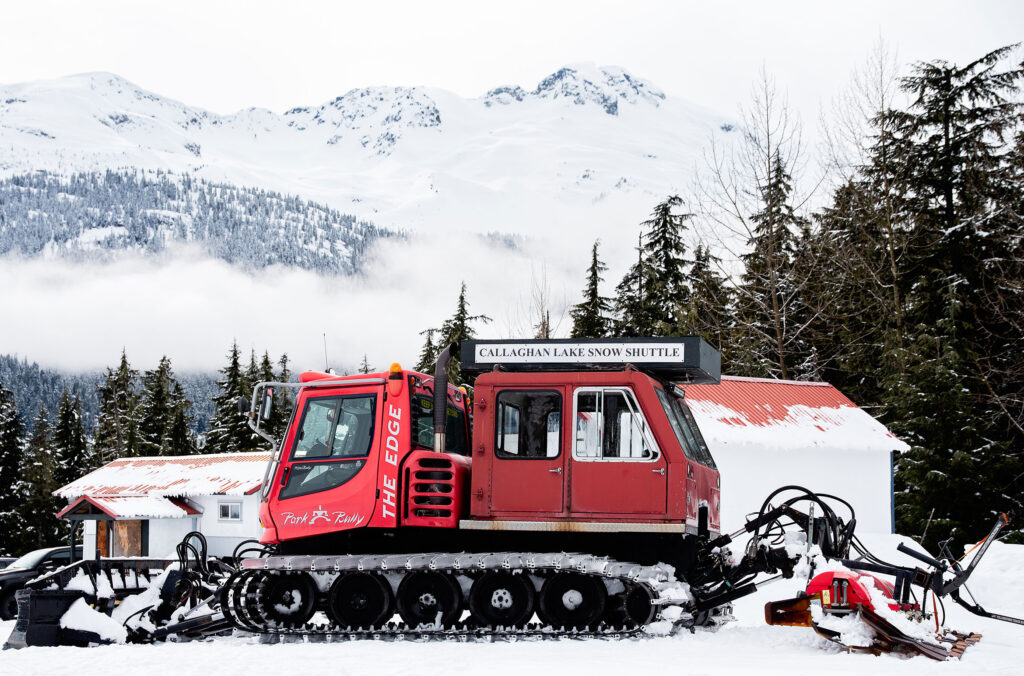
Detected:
left=487, top=388, right=566, bottom=514
left=569, top=387, right=667, bottom=515
left=269, top=389, right=383, bottom=542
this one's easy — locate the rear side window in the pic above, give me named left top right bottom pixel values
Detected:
left=495, top=390, right=561, bottom=458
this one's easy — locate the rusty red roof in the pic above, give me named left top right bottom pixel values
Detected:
left=55, top=452, right=272, bottom=498
left=682, top=376, right=907, bottom=454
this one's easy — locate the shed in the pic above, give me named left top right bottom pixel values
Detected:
left=56, top=452, right=271, bottom=559
left=683, top=376, right=908, bottom=533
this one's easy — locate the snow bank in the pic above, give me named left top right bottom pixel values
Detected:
left=59, top=598, right=127, bottom=644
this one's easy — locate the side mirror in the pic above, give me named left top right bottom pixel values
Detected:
left=260, top=387, right=274, bottom=422
left=237, top=397, right=250, bottom=416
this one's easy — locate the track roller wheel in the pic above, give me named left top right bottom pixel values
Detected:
left=260, top=572, right=318, bottom=626
left=396, top=571, right=463, bottom=628
left=538, top=572, right=607, bottom=630
left=468, top=571, right=536, bottom=628
left=327, top=572, right=394, bottom=629
left=622, top=582, right=657, bottom=626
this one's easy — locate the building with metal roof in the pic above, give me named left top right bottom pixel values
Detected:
left=683, top=376, right=908, bottom=533
left=56, top=453, right=271, bottom=559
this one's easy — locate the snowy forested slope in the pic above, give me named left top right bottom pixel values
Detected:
left=0, top=171, right=392, bottom=273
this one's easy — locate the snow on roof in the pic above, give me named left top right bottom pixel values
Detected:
left=57, top=495, right=195, bottom=519
left=55, top=452, right=272, bottom=499
left=682, top=376, right=908, bottom=455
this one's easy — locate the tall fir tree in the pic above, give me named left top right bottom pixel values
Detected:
left=733, top=152, right=807, bottom=379
left=272, top=353, right=293, bottom=439
left=415, top=329, right=439, bottom=373
left=569, top=240, right=613, bottom=338
left=206, top=341, right=259, bottom=453
left=890, top=45, right=1024, bottom=546
left=137, top=356, right=175, bottom=456
left=166, top=381, right=197, bottom=455
left=0, top=381, right=26, bottom=555
left=94, top=349, right=140, bottom=461
left=52, top=389, right=93, bottom=487
left=438, top=282, right=491, bottom=386
left=640, top=195, right=693, bottom=334
left=358, top=354, right=373, bottom=374
left=613, top=231, right=658, bottom=336
left=19, top=406, right=62, bottom=550
left=686, top=244, right=733, bottom=355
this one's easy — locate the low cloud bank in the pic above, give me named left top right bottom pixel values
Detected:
left=0, top=234, right=587, bottom=374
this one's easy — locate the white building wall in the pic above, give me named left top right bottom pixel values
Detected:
left=148, top=516, right=193, bottom=558
left=714, top=446, right=894, bottom=534
left=82, top=520, right=97, bottom=559
left=190, top=494, right=264, bottom=558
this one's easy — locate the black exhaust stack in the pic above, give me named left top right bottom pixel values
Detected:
left=433, top=342, right=458, bottom=453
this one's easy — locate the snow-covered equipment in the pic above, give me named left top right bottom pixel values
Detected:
left=763, top=505, right=1021, bottom=659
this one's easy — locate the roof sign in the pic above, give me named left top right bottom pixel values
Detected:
left=461, top=337, right=721, bottom=384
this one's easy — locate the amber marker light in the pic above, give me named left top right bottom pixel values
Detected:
left=388, top=362, right=404, bottom=396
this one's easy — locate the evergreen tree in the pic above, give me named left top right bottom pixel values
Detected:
left=686, top=244, right=733, bottom=354
left=890, top=45, right=1024, bottom=546
left=415, top=329, right=439, bottom=373
left=52, top=389, right=92, bottom=487
left=206, top=341, right=258, bottom=453
left=137, top=356, right=175, bottom=455
left=734, top=152, right=808, bottom=379
left=358, top=355, right=373, bottom=374
left=166, top=382, right=197, bottom=455
left=272, top=353, right=293, bottom=439
left=19, top=406, right=62, bottom=550
left=613, top=231, right=658, bottom=336
left=640, top=195, right=693, bottom=334
left=438, top=282, right=491, bottom=386
left=94, top=349, right=139, bottom=461
left=0, top=381, right=26, bottom=556
left=570, top=240, right=613, bottom=338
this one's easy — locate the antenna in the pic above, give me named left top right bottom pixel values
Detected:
left=323, top=333, right=329, bottom=372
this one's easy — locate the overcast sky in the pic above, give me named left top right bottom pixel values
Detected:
left=2, top=0, right=1021, bottom=120
left=2, top=1, right=1022, bottom=374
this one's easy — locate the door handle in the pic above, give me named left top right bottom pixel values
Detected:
left=549, top=467, right=562, bottom=475
left=652, top=468, right=666, bottom=476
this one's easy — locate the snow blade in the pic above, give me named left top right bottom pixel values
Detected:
left=856, top=607, right=977, bottom=661
left=764, top=594, right=816, bottom=627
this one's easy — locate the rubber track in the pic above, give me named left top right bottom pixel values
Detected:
left=222, top=552, right=729, bottom=640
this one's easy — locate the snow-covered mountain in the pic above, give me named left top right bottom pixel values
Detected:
left=0, top=65, right=734, bottom=240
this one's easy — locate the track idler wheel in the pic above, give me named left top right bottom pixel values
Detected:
left=468, top=571, right=536, bottom=628
left=260, top=573, right=318, bottom=626
left=396, top=571, right=463, bottom=628
left=327, top=572, right=394, bottom=629
left=538, top=572, right=607, bottom=630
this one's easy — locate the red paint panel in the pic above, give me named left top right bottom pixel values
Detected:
left=570, top=456, right=667, bottom=514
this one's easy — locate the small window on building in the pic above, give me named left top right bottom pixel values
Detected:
left=219, top=502, right=241, bottom=521
left=495, top=390, right=561, bottom=459
left=573, top=388, right=658, bottom=461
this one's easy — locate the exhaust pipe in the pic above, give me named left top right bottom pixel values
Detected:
left=433, top=342, right=458, bottom=453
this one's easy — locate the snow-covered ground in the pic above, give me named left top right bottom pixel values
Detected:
left=2, top=535, right=1020, bottom=675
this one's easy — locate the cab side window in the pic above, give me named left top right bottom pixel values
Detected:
left=495, top=390, right=561, bottom=458
left=574, top=388, right=658, bottom=461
